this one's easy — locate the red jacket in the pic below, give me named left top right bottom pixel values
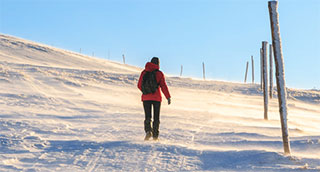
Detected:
left=138, top=62, right=171, bottom=102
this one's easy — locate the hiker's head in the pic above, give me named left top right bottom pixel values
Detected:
left=151, top=57, right=159, bottom=66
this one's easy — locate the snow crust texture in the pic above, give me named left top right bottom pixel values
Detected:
left=0, top=34, right=320, bottom=171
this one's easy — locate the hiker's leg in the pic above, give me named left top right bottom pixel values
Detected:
left=152, top=101, right=161, bottom=138
left=143, top=101, right=152, bottom=133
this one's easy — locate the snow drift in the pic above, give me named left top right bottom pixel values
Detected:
left=0, top=33, right=319, bottom=171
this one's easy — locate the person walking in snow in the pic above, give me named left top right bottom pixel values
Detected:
left=138, top=57, right=171, bottom=140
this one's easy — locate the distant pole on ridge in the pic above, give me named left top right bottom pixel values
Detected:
left=80, top=48, right=82, bottom=54
left=202, top=62, right=205, bottom=80
left=180, top=65, right=183, bottom=77
left=251, top=56, right=254, bottom=84
left=269, top=0, right=291, bottom=155
left=108, top=49, right=110, bottom=59
left=262, top=41, right=269, bottom=120
left=122, top=54, right=126, bottom=64
left=244, top=61, right=249, bottom=83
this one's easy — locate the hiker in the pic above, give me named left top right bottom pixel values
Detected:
left=137, top=57, right=171, bottom=140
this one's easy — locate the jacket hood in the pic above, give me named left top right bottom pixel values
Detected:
left=145, top=62, right=159, bottom=72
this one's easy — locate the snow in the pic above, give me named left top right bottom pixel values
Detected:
left=0, top=33, right=320, bottom=171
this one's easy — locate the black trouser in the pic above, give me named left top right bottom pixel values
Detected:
left=143, top=101, right=161, bottom=138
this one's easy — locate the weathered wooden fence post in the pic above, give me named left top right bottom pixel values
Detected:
left=251, top=56, right=254, bottom=84
left=269, top=44, right=274, bottom=98
left=202, top=62, right=205, bottom=80
left=262, top=41, right=269, bottom=120
left=180, top=65, right=183, bottom=77
left=260, top=48, right=263, bottom=89
left=244, top=61, right=249, bottom=83
left=122, top=54, right=126, bottom=64
left=268, top=0, right=291, bottom=155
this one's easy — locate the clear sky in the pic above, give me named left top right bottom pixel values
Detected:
left=0, top=0, right=319, bottom=89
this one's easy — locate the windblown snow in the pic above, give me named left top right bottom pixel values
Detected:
left=0, top=34, right=319, bottom=171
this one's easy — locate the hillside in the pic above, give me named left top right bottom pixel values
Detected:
left=0, top=34, right=319, bottom=171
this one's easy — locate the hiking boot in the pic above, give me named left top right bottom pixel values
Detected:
left=152, top=121, right=159, bottom=139
left=152, top=136, right=159, bottom=141
left=144, top=131, right=152, bottom=141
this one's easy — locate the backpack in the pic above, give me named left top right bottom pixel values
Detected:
left=141, top=70, right=159, bottom=95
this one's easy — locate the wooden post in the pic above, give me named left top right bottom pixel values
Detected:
left=180, top=65, right=183, bottom=77
left=269, top=44, right=273, bottom=98
left=122, top=54, right=126, bottom=64
left=202, top=62, right=205, bottom=80
left=244, top=61, right=249, bottom=83
left=268, top=0, right=291, bottom=155
left=251, top=56, right=254, bottom=84
left=262, top=41, right=269, bottom=120
left=80, top=48, right=82, bottom=54
left=260, top=48, right=263, bottom=89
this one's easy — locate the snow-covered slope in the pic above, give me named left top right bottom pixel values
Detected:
left=0, top=34, right=140, bottom=73
left=0, top=33, right=319, bottom=171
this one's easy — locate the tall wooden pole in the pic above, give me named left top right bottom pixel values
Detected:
left=268, top=0, right=291, bottom=155
left=251, top=56, right=254, bottom=84
left=202, top=62, right=205, bottom=80
left=262, top=41, right=269, bottom=120
left=244, top=61, right=249, bottom=83
left=269, top=44, right=274, bottom=98
left=260, top=48, right=263, bottom=89
left=180, top=65, right=183, bottom=77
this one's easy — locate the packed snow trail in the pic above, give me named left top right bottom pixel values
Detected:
left=0, top=34, right=319, bottom=171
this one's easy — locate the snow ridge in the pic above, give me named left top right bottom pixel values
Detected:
left=0, top=34, right=319, bottom=171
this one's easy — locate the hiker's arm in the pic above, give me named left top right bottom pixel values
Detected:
left=137, top=71, right=144, bottom=91
left=159, top=73, right=171, bottom=99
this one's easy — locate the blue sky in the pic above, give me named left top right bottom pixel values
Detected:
left=0, top=0, right=319, bottom=89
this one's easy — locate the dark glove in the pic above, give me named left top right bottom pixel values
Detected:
left=167, top=98, right=171, bottom=105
